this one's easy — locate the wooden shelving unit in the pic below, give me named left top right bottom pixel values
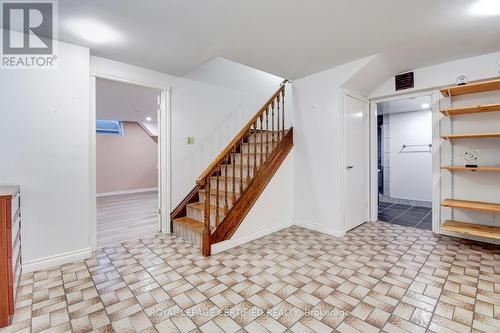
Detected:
left=441, top=166, right=500, bottom=172
left=440, top=79, right=500, bottom=97
left=439, top=79, right=500, bottom=243
left=441, top=199, right=500, bottom=213
left=441, top=103, right=500, bottom=116
left=441, top=133, right=500, bottom=140
left=442, top=220, right=500, bottom=240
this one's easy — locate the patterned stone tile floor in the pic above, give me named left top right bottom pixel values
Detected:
left=2, top=221, right=500, bottom=333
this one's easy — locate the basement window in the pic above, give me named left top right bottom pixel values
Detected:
left=96, top=119, right=124, bottom=135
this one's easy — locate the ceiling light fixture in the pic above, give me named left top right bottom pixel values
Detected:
left=146, top=117, right=152, bottom=121
left=469, top=0, right=500, bottom=16
left=421, top=103, right=430, bottom=109
left=66, top=19, right=123, bottom=44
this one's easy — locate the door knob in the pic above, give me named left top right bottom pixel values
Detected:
left=347, top=165, right=354, bottom=170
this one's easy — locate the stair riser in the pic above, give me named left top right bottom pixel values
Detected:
left=172, top=222, right=201, bottom=248
left=220, top=166, right=256, bottom=178
left=247, top=133, right=283, bottom=144
left=199, top=192, right=236, bottom=208
left=186, top=207, right=224, bottom=226
left=210, top=179, right=248, bottom=192
left=231, top=154, right=265, bottom=167
left=241, top=143, right=275, bottom=154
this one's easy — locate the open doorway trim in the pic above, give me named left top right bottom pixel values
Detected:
left=89, top=74, right=171, bottom=250
left=369, top=90, right=441, bottom=233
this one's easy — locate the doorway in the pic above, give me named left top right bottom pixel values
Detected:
left=375, top=95, right=433, bottom=230
left=94, top=78, right=162, bottom=247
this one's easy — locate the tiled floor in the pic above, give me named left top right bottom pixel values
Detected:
left=4, top=222, right=500, bottom=333
left=378, top=202, right=432, bottom=231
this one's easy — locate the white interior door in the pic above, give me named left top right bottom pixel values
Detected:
left=344, top=93, right=369, bottom=231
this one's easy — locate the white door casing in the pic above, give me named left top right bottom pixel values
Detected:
left=344, top=93, right=370, bottom=231
left=89, top=74, right=171, bottom=250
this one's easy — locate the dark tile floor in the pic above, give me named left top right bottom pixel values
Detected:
left=378, top=201, right=432, bottom=230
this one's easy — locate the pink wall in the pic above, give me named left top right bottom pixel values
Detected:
left=97, top=122, right=158, bottom=194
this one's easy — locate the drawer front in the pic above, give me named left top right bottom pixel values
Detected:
left=7, top=286, right=14, bottom=316
left=10, top=192, right=20, bottom=225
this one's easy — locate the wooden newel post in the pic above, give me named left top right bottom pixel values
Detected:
left=202, top=177, right=211, bottom=256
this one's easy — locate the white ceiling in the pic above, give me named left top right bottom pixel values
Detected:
left=59, top=0, right=500, bottom=79
left=96, top=78, right=159, bottom=122
left=378, top=95, right=432, bottom=115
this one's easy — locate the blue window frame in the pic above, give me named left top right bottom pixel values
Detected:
left=96, top=119, right=124, bottom=135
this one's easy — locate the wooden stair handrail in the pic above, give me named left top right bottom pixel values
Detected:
left=196, top=79, right=289, bottom=185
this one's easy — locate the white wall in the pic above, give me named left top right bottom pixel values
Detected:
left=0, top=41, right=91, bottom=265
left=183, top=57, right=284, bottom=99
left=388, top=110, right=432, bottom=202
left=96, top=122, right=158, bottom=194
left=212, top=151, right=294, bottom=253
left=291, top=57, right=371, bottom=236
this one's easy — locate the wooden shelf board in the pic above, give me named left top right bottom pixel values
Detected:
left=441, top=166, right=500, bottom=172
left=441, top=133, right=500, bottom=140
left=440, top=79, right=500, bottom=97
left=441, top=199, right=500, bottom=213
left=441, top=103, right=500, bottom=116
left=442, top=220, right=500, bottom=240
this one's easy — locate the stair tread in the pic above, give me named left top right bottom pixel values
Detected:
left=187, top=202, right=226, bottom=215
left=220, top=163, right=258, bottom=168
left=233, top=152, right=266, bottom=155
left=210, top=176, right=251, bottom=182
left=242, top=142, right=275, bottom=145
left=172, top=217, right=204, bottom=233
left=199, top=188, right=236, bottom=196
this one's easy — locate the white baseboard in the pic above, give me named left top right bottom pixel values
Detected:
left=293, top=218, right=346, bottom=238
left=96, top=187, right=158, bottom=197
left=22, top=247, right=92, bottom=273
left=211, top=221, right=293, bottom=254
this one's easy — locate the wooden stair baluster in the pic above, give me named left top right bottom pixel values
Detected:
left=224, top=156, right=229, bottom=215
left=265, top=107, right=269, bottom=160
left=282, top=89, right=285, bottom=139
left=202, top=178, right=211, bottom=256
left=215, top=165, right=220, bottom=226
left=260, top=114, right=264, bottom=166
left=240, top=137, right=244, bottom=195
left=247, top=129, right=251, bottom=184
left=232, top=146, right=236, bottom=206
left=253, top=122, right=258, bottom=175
left=271, top=101, right=275, bottom=149
left=277, top=95, right=280, bottom=144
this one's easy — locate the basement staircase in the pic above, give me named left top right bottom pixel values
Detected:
left=170, top=80, right=293, bottom=256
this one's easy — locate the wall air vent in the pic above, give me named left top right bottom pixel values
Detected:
left=395, top=72, right=414, bottom=91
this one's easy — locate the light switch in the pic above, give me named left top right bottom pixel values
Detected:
left=187, top=136, right=195, bottom=144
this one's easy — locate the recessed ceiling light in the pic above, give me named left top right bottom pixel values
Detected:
left=66, top=19, right=123, bottom=44
left=470, top=0, right=500, bottom=16
left=146, top=117, right=152, bottom=121
left=421, top=103, right=430, bottom=109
